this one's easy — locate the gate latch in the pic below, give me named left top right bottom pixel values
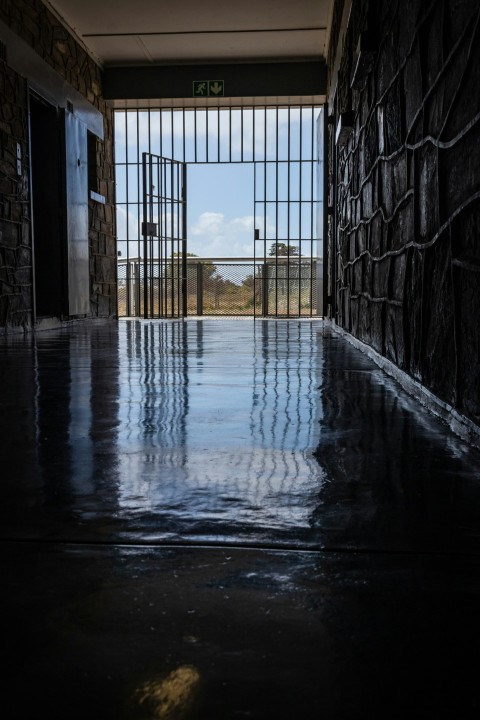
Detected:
left=141, top=221, right=158, bottom=237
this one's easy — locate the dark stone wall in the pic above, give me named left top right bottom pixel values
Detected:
left=0, top=0, right=116, bottom=330
left=331, top=0, right=480, bottom=427
left=0, top=60, right=30, bottom=329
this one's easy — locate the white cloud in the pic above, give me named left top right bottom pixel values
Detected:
left=189, top=211, right=274, bottom=258
left=116, top=205, right=139, bottom=240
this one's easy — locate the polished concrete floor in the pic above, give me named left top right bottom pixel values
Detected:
left=1, top=318, right=480, bottom=718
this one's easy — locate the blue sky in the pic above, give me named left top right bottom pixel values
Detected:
left=189, top=163, right=262, bottom=258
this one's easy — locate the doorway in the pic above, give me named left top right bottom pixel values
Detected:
left=29, top=94, right=65, bottom=318
left=115, top=105, right=322, bottom=318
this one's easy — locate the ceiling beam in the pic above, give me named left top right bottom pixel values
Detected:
left=103, top=61, right=326, bottom=102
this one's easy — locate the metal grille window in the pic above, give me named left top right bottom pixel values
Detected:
left=114, top=105, right=323, bottom=318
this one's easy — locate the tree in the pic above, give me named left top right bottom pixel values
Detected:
left=268, top=242, right=299, bottom=257
left=172, top=251, right=216, bottom=279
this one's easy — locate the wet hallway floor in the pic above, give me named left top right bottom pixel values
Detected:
left=1, top=318, right=480, bottom=718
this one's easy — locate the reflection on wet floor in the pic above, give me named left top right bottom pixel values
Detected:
left=114, top=320, right=323, bottom=543
left=2, top=318, right=480, bottom=719
left=1, top=318, right=479, bottom=552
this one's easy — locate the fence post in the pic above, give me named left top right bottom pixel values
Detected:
left=134, top=262, right=141, bottom=316
left=196, top=262, right=203, bottom=316
left=126, top=262, right=131, bottom=317
left=262, top=263, right=268, bottom=317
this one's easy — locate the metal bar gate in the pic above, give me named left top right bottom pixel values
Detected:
left=141, top=153, right=187, bottom=318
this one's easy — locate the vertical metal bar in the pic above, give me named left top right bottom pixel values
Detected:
left=310, top=105, right=315, bottom=316
left=323, top=104, right=329, bottom=318
left=142, top=151, right=148, bottom=319
left=158, top=157, right=165, bottom=317
left=275, top=106, right=279, bottom=316
left=332, top=99, right=338, bottom=321
left=229, top=106, right=232, bottom=163
left=263, top=107, right=267, bottom=278
left=183, top=108, right=186, bottom=163
left=287, top=106, right=291, bottom=317
left=158, top=156, right=162, bottom=315
left=122, top=112, right=131, bottom=315
left=148, top=109, right=151, bottom=155
left=170, top=161, right=175, bottom=316
left=206, top=107, right=209, bottom=163
left=136, top=111, right=141, bottom=312
left=217, top=106, right=220, bottom=163
left=158, top=156, right=163, bottom=317
left=171, top=107, right=174, bottom=160
left=253, top=162, right=257, bottom=316
left=163, top=156, right=168, bottom=316
left=194, top=108, right=197, bottom=163
left=160, top=108, right=163, bottom=157
left=241, top=106, right=244, bottom=162
left=253, top=104, right=256, bottom=162
left=263, top=107, right=267, bottom=315
left=298, top=107, right=303, bottom=316
left=177, top=162, right=182, bottom=315
left=150, top=154, right=155, bottom=318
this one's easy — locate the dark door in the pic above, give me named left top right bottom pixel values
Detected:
left=29, top=94, right=66, bottom=317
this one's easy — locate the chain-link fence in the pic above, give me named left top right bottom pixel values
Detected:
left=118, top=259, right=319, bottom=317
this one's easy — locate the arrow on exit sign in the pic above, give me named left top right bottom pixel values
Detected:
left=209, top=80, right=224, bottom=96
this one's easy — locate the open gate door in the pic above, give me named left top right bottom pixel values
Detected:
left=141, top=153, right=187, bottom=318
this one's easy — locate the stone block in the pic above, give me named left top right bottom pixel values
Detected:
left=422, top=2, right=444, bottom=88
left=384, top=79, right=403, bottom=154
left=97, top=294, right=111, bottom=317
left=390, top=252, right=407, bottom=303
left=363, top=114, right=377, bottom=177
left=390, top=198, right=414, bottom=251
left=372, top=257, right=390, bottom=299
left=418, top=143, right=439, bottom=241
left=421, top=232, right=456, bottom=404
left=379, top=161, right=394, bottom=218
left=439, top=129, right=480, bottom=226
left=455, top=264, right=480, bottom=423
left=0, top=221, right=19, bottom=248
left=106, top=237, right=116, bottom=257
left=377, top=30, right=396, bottom=98
left=0, top=295, right=8, bottom=325
left=403, top=248, right=423, bottom=380
left=451, top=196, right=480, bottom=263
left=392, top=151, right=408, bottom=208
left=385, top=306, right=405, bottom=368
left=362, top=179, right=373, bottom=218
left=370, top=302, right=384, bottom=355
left=14, top=267, right=31, bottom=285
left=350, top=294, right=359, bottom=336
left=370, top=213, right=383, bottom=256
left=353, top=257, right=363, bottom=294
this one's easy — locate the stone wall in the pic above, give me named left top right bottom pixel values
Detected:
left=0, top=0, right=116, bottom=330
left=331, top=0, right=480, bottom=427
left=0, top=59, right=30, bottom=329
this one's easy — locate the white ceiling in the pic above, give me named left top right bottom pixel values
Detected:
left=45, top=0, right=335, bottom=67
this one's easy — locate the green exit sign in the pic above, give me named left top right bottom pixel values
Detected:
left=193, top=80, right=225, bottom=97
